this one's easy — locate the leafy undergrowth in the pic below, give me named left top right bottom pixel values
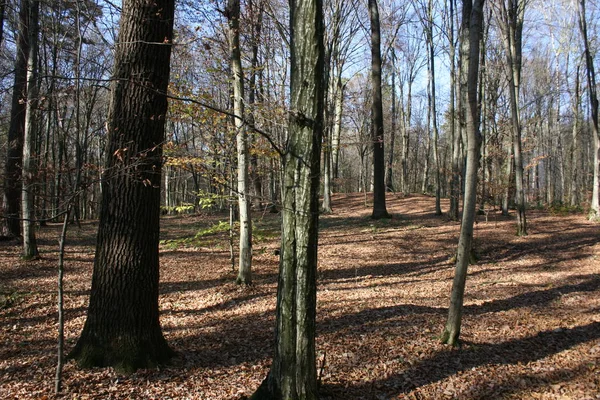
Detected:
left=1, top=193, right=599, bottom=399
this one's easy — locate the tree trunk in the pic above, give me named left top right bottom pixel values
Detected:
left=401, top=81, right=412, bottom=194
left=441, top=0, right=484, bottom=347
left=570, top=64, right=581, bottom=207
left=497, top=0, right=527, bottom=235
left=331, top=75, right=343, bottom=181
left=448, top=0, right=461, bottom=220
left=227, top=0, right=253, bottom=284
left=249, top=0, right=264, bottom=210
left=369, top=0, right=390, bottom=219
left=22, top=0, right=39, bottom=259
left=250, top=0, right=324, bottom=397
left=386, top=47, right=397, bottom=192
left=578, top=0, right=600, bottom=218
left=2, top=0, right=31, bottom=238
left=69, top=0, right=175, bottom=373
left=424, top=0, right=442, bottom=215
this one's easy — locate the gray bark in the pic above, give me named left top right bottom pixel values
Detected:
left=22, top=0, right=39, bottom=259
left=227, top=0, right=253, bottom=284
left=441, top=0, right=484, bottom=346
left=251, top=0, right=324, bottom=397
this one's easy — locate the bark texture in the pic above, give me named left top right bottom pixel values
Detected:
left=250, top=0, right=324, bottom=397
left=227, top=0, right=253, bottom=284
left=69, top=0, right=175, bottom=373
left=21, top=0, right=39, bottom=259
left=441, top=0, right=484, bottom=347
left=2, top=0, right=30, bottom=238
left=369, top=0, right=390, bottom=219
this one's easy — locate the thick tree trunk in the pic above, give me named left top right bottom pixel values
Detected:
left=2, top=0, right=31, bottom=238
left=441, top=0, right=484, bottom=347
left=227, top=0, right=253, bottom=284
left=369, top=0, right=390, bottom=219
left=22, top=0, right=39, bottom=259
left=250, top=0, right=324, bottom=398
left=69, top=0, right=175, bottom=373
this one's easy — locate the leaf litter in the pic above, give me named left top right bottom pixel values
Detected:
left=1, top=193, right=599, bottom=399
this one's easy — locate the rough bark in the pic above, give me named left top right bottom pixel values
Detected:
left=2, top=0, right=31, bottom=238
left=441, top=0, right=484, bottom=347
left=369, top=0, right=390, bottom=219
left=22, top=0, right=39, bottom=259
left=250, top=0, right=324, bottom=397
left=69, top=0, right=175, bottom=373
left=227, top=0, right=253, bottom=284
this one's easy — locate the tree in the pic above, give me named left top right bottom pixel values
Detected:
left=226, top=0, right=253, bottom=284
left=441, top=0, right=485, bottom=346
left=369, top=0, right=391, bottom=219
left=69, top=0, right=176, bottom=372
left=495, top=0, right=527, bottom=235
left=250, top=0, right=325, bottom=397
left=2, top=0, right=31, bottom=238
left=22, top=0, right=40, bottom=259
left=578, top=0, right=599, bottom=218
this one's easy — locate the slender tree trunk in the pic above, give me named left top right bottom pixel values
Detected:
left=497, top=0, right=527, bottom=235
left=249, top=0, right=264, bottom=210
left=22, top=0, right=39, bottom=259
left=578, top=0, right=600, bottom=218
left=69, top=0, right=175, bottom=373
left=331, top=75, right=343, bottom=181
left=441, top=0, right=484, bottom=347
left=55, top=206, right=70, bottom=394
left=386, top=47, right=397, bottom=192
left=2, top=0, right=31, bottom=238
left=227, top=0, right=253, bottom=284
left=424, top=0, right=442, bottom=215
left=250, top=0, right=324, bottom=397
left=369, top=0, right=390, bottom=219
left=571, top=64, right=581, bottom=207
left=421, top=125, right=431, bottom=193
left=401, top=81, right=412, bottom=194
left=448, top=0, right=461, bottom=220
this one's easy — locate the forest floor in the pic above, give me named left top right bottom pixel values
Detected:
left=1, top=193, right=599, bottom=400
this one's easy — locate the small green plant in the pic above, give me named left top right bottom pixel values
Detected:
left=548, top=203, right=584, bottom=216
left=0, top=288, right=23, bottom=309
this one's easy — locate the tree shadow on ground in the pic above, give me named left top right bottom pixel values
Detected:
left=321, top=321, right=600, bottom=399
left=318, top=274, right=600, bottom=337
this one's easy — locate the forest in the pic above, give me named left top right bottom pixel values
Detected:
left=0, top=0, right=599, bottom=399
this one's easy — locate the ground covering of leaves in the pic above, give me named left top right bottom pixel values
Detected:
left=1, top=193, right=599, bottom=399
